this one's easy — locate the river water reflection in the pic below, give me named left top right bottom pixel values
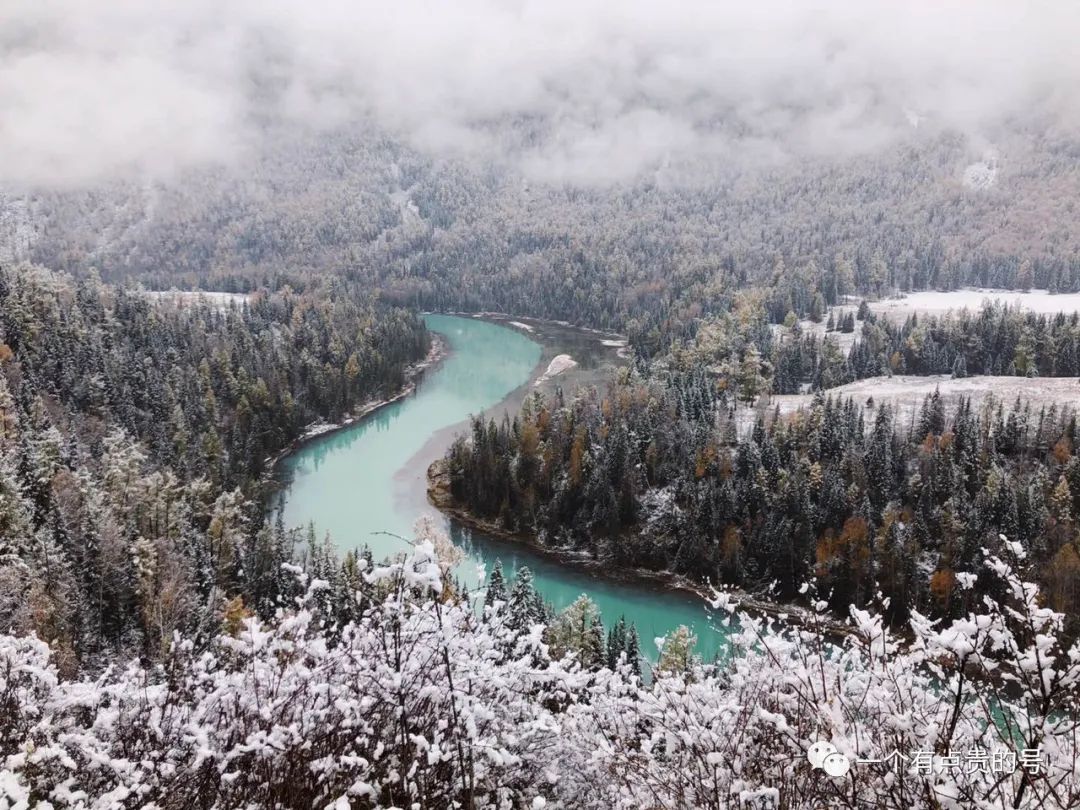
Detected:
left=274, top=314, right=728, bottom=660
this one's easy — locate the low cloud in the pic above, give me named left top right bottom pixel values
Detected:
left=2, top=0, right=1078, bottom=189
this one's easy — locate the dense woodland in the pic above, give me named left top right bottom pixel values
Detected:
left=5, top=8, right=1080, bottom=804
left=2, top=223, right=1080, bottom=809
left=8, top=125, right=1080, bottom=352
left=664, top=294, right=1080, bottom=399
left=446, top=373, right=1080, bottom=631
left=0, top=263, right=428, bottom=671
left=4, top=121, right=1080, bottom=810
left=848, top=304, right=1080, bottom=379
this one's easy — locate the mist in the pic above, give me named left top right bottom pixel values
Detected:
left=2, top=0, right=1078, bottom=189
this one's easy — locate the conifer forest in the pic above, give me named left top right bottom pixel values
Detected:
left=4, top=2, right=1080, bottom=808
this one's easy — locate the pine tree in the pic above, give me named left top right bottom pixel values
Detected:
left=0, top=373, right=16, bottom=443
left=606, top=615, right=628, bottom=670
left=485, top=559, right=507, bottom=610
left=1051, top=476, right=1072, bottom=525
left=0, top=450, right=33, bottom=559
left=506, top=567, right=544, bottom=633
left=547, top=595, right=604, bottom=669
left=737, top=344, right=765, bottom=406
left=1017, top=258, right=1034, bottom=291
left=917, top=389, right=945, bottom=438
left=625, top=623, right=642, bottom=677
left=1014, top=327, right=1038, bottom=377
left=657, top=625, right=698, bottom=676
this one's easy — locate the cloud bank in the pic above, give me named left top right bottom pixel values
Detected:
left=2, top=0, right=1078, bottom=189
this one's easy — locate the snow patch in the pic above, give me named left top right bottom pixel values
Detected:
left=143, top=290, right=250, bottom=311
left=870, top=289, right=1080, bottom=322
left=765, top=375, right=1080, bottom=430
left=535, top=354, right=578, bottom=386
left=962, top=153, right=998, bottom=190
left=509, top=321, right=535, bottom=333
left=300, top=421, right=340, bottom=440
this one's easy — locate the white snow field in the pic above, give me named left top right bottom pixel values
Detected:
left=962, top=159, right=999, bottom=191
left=143, top=290, right=251, bottom=311
left=761, top=375, right=1080, bottom=427
left=869, top=290, right=1080, bottom=323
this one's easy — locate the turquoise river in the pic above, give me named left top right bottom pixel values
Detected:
left=274, top=314, right=727, bottom=660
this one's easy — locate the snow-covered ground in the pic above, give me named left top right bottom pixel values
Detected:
left=535, top=354, right=578, bottom=386
left=869, top=289, right=1080, bottom=323
left=143, top=290, right=251, bottom=311
left=509, top=321, right=535, bottom=333
left=962, top=159, right=998, bottom=191
left=389, top=187, right=423, bottom=229
left=777, top=290, right=1080, bottom=361
left=773, top=306, right=862, bottom=354
left=760, top=375, right=1080, bottom=427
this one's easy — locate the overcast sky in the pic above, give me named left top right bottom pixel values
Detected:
left=1, top=0, right=1077, bottom=189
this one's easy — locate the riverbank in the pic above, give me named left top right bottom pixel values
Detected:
left=442, top=310, right=627, bottom=344
left=471, top=312, right=629, bottom=408
left=270, top=312, right=835, bottom=659
left=265, top=333, right=449, bottom=475
left=427, top=458, right=849, bottom=637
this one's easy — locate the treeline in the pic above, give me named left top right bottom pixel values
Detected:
left=787, top=302, right=1080, bottom=392
left=444, top=377, right=1080, bottom=628
left=19, top=126, right=1080, bottom=354
left=0, top=264, right=429, bottom=671
left=848, top=304, right=1080, bottom=380
left=1, top=266, right=428, bottom=486
left=484, top=561, right=645, bottom=674
left=670, top=298, right=1080, bottom=400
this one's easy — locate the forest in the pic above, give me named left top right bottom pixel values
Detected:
left=5, top=256, right=1074, bottom=807
left=4, top=3, right=1080, bottom=805
left=8, top=122, right=1080, bottom=354
left=4, top=230, right=1080, bottom=808
left=4, top=223, right=1080, bottom=807
left=662, top=293, right=1080, bottom=398
left=444, top=370, right=1080, bottom=632
left=4, top=193, right=1080, bottom=810
left=0, top=263, right=428, bottom=671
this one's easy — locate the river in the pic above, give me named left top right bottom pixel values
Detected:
left=273, top=313, right=727, bottom=661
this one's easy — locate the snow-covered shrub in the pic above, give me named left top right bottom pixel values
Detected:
left=558, top=540, right=1080, bottom=809
left=0, top=634, right=55, bottom=761
left=1, top=535, right=1078, bottom=809
left=4, top=539, right=577, bottom=809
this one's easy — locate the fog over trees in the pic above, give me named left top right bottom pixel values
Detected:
left=3, top=2, right=1080, bottom=341
left=4, top=2, right=1080, bottom=807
